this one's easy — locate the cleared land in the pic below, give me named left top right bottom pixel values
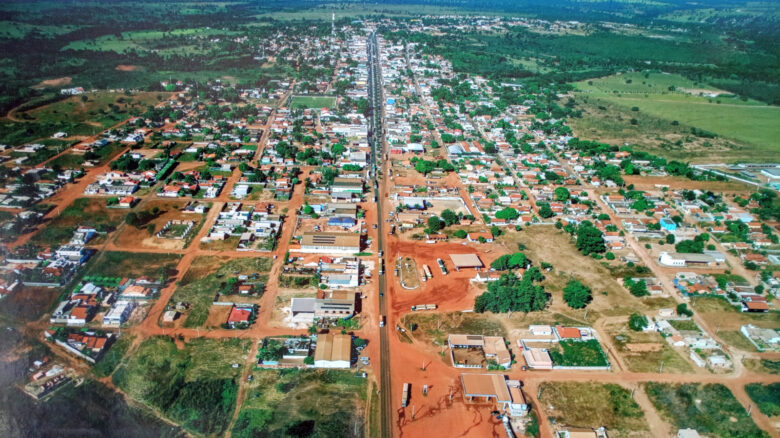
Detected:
left=538, top=382, right=649, bottom=437
left=645, top=382, right=769, bottom=438
left=19, top=91, right=166, bottom=129
left=402, top=312, right=506, bottom=347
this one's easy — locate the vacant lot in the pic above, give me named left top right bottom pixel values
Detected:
left=402, top=312, right=506, bottom=347
left=113, top=336, right=249, bottom=436
left=232, top=368, right=366, bottom=438
left=645, top=382, right=769, bottom=438
left=31, top=198, right=125, bottom=246
left=289, top=95, right=337, bottom=109
left=84, top=251, right=181, bottom=280
left=539, top=382, right=648, bottom=436
left=743, top=358, right=780, bottom=375
left=691, top=296, right=778, bottom=332
left=172, top=256, right=271, bottom=328
left=399, top=256, right=419, bottom=289
left=115, top=200, right=205, bottom=250
left=611, top=326, right=692, bottom=373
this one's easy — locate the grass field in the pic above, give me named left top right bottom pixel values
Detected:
left=538, top=382, right=647, bottom=436
left=718, top=330, right=759, bottom=353
left=611, top=327, right=693, bottom=374
left=743, top=358, right=780, bottom=375
left=232, top=368, right=366, bottom=438
left=84, top=251, right=181, bottom=280
left=289, top=95, right=337, bottom=109
left=62, top=28, right=238, bottom=55
left=30, top=198, right=126, bottom=246
left=173, top=256, right=271, bottom=328
left=92, top=335, right=133, bottom=378
left=20, top=92, right=165, bottom=129
left=745, top=383, right=780, bottom=417
left=112, top=336, right=249, bottom=436
left=645, top=383, right=769, bottom=438
left=691, top=296, right=778, bottom=332
left=573, top=72, right=780, bottom=160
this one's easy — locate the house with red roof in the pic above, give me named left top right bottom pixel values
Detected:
left=227, top=305, right=255, bottom=328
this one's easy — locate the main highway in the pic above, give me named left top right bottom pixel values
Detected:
left=367, top=30, right=393, bottom=438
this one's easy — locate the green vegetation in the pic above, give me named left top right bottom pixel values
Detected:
left=549, top=339, right=608, bottom=367
left=113, top=336, right=249, bottom=436
left=92, top=335, right=133, bottom=378
left=31, top=197, right=125, bottom=246
left=628, top=313, right=648, bottom=331
left=289, top=95, right=337, bottom=109
left=576, top=73, right=779, bottom=153
left=85, top=251, right=180, bottom=280
left=745, top=383, right=780, bottom=417
left=232, top=369, right=365, bottom=437
left=538, top=382, right=646, bottom=433
left=474, top=268, right=547, bottom=314
left=646, top=383, right=769, bottom=438
left=562, top=279, right=592, bottom=309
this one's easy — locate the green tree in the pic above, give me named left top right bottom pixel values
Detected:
left=441, top=209, right=459, bottom=226
left=554, top=187, right=570, bottom=202
left=628, top=313, right=648, bottom=331
left=563, top=280, right=592, bottom=309
left=453, top=229, right=467, bottom=238
left=474, top=273, right=548, bottom=313
left=495, top=207, right=519, bottom=220
left=427, top=216, right=444, bottom=233
left=576, top=223, right=606, bottom=255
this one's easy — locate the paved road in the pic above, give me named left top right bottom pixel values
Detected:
left=367, top=31, right=393, bottom=438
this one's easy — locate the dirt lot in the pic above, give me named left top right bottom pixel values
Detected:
left=604, top=319, right=694, bottom=374
left=204, top=305, right=232, bottom=328
left=296, top=216, right=362, bottom=235
left=115, top=200, right=204, bottom=250
left=425, top=198, right=470, bottom=216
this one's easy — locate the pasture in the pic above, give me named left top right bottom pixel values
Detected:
left=573, top=72, right=780, bottom=159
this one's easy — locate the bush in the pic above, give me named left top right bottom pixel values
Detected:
left=453, top=229, right=467, bottom=238
left=628, top=313, right=648, bottom=331
left=676, top=303, right=693, bottom=317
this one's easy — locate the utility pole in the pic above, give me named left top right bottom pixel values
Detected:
left=659, top=361, right=664, bottom=374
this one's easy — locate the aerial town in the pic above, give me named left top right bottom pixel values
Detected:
left=0, top=2, right=778, bottom=438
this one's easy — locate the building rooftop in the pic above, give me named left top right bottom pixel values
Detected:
left=301, top=232, right=361, bottom=248
left=314, top=333, right=352, bottom=363
left=449, top=253, right=483, bottom=268
left=460, top=373, right=511, bottom=403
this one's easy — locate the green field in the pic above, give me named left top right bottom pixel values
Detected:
left=62, top=28, right=239, bottom=55
left=21, top=91, right=164, bottom=128
left=574, top=72, right=780, bottom=156
left=0, top=21, right=80, bottom=39
left=30, top=198, right=126, bottom=246
left=232, top=368, right=366, bottom=438
left=289, top=95, right=337, bottom=109
left=112, top=336, right=249, bottom=436
left=745, top=383, right=780, bottom=417
left=84, top=251, right=181, bottom=280
left=646, top=383, right=769, bottom=438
